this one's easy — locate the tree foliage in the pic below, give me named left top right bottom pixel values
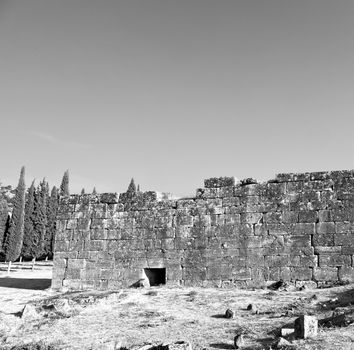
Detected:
left=60, top=170, right=69, bottom=197
left=21, top=181, right=35, bottom=259
left=127, top=178, right=136, bottom=195
left=30, top=179, right=48, bottom=259
left=0, top=192, right=9, bottom=254
left=44, top=186, right=59, bottom=257
left=3, top=167, right=26, bottom=262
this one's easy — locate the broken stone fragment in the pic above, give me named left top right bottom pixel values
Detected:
left=234, top=334, right=244, bottom=349
left=294, top=315, right=318, bottom=339
left=276, top=337, right=293, bottom=348
left=225, top=308, right=235, bottom=318
left=21, top=304, right=40, bottom=320
left=168, top=341, right=192, bottom=350
left=246, top=304, right=258, bottom=313
left=320, top=312, right=354, bottom=327
left=281, top=328, right=294, bottom=337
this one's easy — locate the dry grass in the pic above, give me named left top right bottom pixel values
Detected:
left=0, top=264, right=354, bottom=350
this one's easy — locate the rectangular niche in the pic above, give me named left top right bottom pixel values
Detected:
left=144, top=268, right=166, bottom=286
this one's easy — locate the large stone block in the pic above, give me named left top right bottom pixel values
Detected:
left=312, top=234, right=334, bottom=246
left=339, top=266, right=354, bottom=282
left=319, top=254, right=351, bottom=267
left=263, top=236, right=285, bottom=255
left=283, top=235, right=313, bottom=256
left=176, top=210, right=194, bottom=226
left=267, top=223, right=291, bottom=235
left=176, top=199, right=196, bottom=209
left=294, top=315, right=318, bottom=339
left=231, top=266, right=251, bottom=280
left=77, top=218, right=91, bottom=230
left=264, top=212, right=282, bottom=224
left=290, top=267, right=313, bottom=280
left=222, top=197, right=240, bottom=207
left=335, top=222, right=352, bottom=234
left=182, top=266, right=207, bottom=280
left=331, top=209, right=349, bottom=222
left=298, top=211, right=317, bottom=223
left=300, top=255, right=318, bottom=267
left=253, top=223, right=267, bottom=235
left=200, top=187, right=219, bottom=198
left=251, top=267, right=269, bottom=282
left=264, top=255, right=290, bottom=268
left=282, top=211, right=298, bottom=223
left=334, top=234, right=354, bottom=246
left=68, top=258, right=86, bottom=269
left=313, top=267, right=338, bottom=281
left=218, top=186, right=235, bottom=198
left=314, top=246, right=341, bottom=254
left=66, top=219, right=77, bottom=230
left=316, top=222, right=336, bottom=234
left=318, top=210, right=332, bottom=222
left=342, top=246, right=354, bottom=254
left=90, top=218, right=108, bottom=229
left=88, top=240, right=106, bottom=251
left=54, top=240, right=69, bottom=252
left=204, top=177, right=236, bottom=188
left=90, top=204, right=108, bottom=219
left=291, top=223, right=315, bottom=235
left=65, top=268, right=81, bottom=279
left=245, top=252, right=265, bottom=267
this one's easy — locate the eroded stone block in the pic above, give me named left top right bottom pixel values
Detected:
left=294, top=315, right=318, bottom=339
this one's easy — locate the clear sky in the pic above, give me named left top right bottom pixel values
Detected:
left=1, top=0, right=354, bottom=196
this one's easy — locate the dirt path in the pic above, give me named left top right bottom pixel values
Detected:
left=0, top=264, right=353, bottom=350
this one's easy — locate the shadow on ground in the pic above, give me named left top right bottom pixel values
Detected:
left=209, top=343, right=234, bottom=349
left=0, top=277, right=51, bottom=290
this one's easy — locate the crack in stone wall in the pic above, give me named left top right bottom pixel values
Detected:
left=52, top=170, right=354, bottom=290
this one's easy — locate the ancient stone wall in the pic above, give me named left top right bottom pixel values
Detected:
left=52, top=171, right=354, bottom=290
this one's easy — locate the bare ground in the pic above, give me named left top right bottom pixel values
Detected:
left=0, top=263, right=353, bottom=350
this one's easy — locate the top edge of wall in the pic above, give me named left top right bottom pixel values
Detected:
left=61, top=169, right=354, bottom=204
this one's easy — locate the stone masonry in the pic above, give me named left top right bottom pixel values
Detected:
left=52, top=170, right=354, bottom=290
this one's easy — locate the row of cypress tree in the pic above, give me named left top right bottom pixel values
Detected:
left=1, top=168, right=70, bottom=269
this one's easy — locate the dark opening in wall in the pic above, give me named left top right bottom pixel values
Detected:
left=144, top=268, right=166, bottom=286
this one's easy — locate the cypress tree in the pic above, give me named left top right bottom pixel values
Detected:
left=31, top=179, right=48, bottom=265
left=127, top=178, right=136, bottom=195
left=60, top=170, right=69, bottom=197
left=21, top=181, right=36, bottom=259
left=92, top=187, right=97, bottom=195
left=0, top=192, right=9, bottom=255
left=4, top=167, right=26, bottom=272
left=44, top=186, right=59, bottom=259
left=81, top=188, right=85, bottom=195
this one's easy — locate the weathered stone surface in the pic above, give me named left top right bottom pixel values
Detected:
left=21, top=304, right=40, bottom=320
left=276, top=337, right=293, bottom=348
left=281, top=328, right=294, bottom=337
left=204, top=177, right=236, bottom=188
left=234, top=334, right=244, bottom=349
left=52, top=170, right=354, bottom=290
left=313, top=267, right=338, bottom=281
left=225, top=308, right=234, bottom=318
left=294, top=315, right=318, bottom=339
